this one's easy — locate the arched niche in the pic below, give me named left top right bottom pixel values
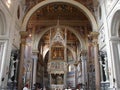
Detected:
left=0, top=10, right=6, bottom=35
left=110, top=10, right=120, bottom=88
left=111, top=10, right=120, bottom=37
left=22, top=0, right=97, bottom=32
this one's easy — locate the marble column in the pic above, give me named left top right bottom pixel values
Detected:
left=80, top=50, right=87, bottom=89
left=32, top=51, right=38, bottom=87
left=74, top=61, right=78, bottom=88
left=87, top=35, right=94, bottom=89
left=18, top=31, right=28, bottom=90
left=90, top=32, right=100, bottom=90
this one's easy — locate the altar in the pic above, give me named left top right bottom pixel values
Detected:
left=48, top=61, right=67, bottom=90
left=47, top=25, right=68, bottom=90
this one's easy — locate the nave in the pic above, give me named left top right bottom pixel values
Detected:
left=0, top=0, right=120, bottom=90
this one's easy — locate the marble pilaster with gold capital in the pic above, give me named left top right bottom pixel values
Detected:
left=90, top=32, right=99, bottom=46
left=74, top=61, right=79, bottom=87
left=80, top=50, right=87, bottom=88
left=32, top=50, right=39, bottom=86
left=87, top=34, right=93, bottom=82
left=90, top=31, right=100, bottom=90
left=18, top=31, right=28, bottom=90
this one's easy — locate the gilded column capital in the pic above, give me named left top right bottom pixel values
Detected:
left=90, top=31, right=99, bottom=45
left=80, top=50, right=87, bottom=56
left=20, top=31, right=28, bottom=38
left=32, top=50, right=39, bottom=60
left=20, top=31, right=28, bottom=44
left=32, top=50, right=39, bottom=55
left=88, top=34, right=92, bottom=43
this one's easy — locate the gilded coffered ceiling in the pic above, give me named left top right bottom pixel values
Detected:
left=26, top=0, right=93, bottom=43
left=25, top=0, right=94, bottom=13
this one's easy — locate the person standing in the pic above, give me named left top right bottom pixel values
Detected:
left=23, top=84, right=29, bottom=90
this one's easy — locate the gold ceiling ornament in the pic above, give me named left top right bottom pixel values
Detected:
left=47, top=3, right=73, bottom=13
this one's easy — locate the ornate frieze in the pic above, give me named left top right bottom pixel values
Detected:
left=47, top=61, right=67, bottom=74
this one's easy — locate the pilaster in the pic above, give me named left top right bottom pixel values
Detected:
left=80, top=50, right=87, bottom=89
left=74, top=61, right=78, bottom=88
left=18, top=31, right=28, bottom=90
left=90, top=31, right=100, bottom=90
left=32, top=50, right=39, bottom=87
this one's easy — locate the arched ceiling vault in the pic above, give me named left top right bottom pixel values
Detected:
left=23, top=0, right=98, bottom=53
left=22, top=0, right=98, bottom=31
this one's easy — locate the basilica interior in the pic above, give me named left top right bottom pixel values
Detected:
left=0, top=0, right=120, bottom=90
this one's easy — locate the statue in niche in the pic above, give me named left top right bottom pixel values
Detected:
left=8, top=52, right=16, bottom=82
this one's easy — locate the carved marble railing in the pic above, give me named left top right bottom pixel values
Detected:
left=47, top=61, right=67, bottom=74
left=51, top=84, right=64, bottom=90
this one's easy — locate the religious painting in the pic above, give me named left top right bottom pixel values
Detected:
left=51, top=47, right=64, bottom=60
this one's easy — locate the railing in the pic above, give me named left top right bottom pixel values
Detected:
left=0, top=86, right=17, bottom=90
left=51, top=84, right=64, bottom=90
left=0, top=86, right=9, bottom=90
